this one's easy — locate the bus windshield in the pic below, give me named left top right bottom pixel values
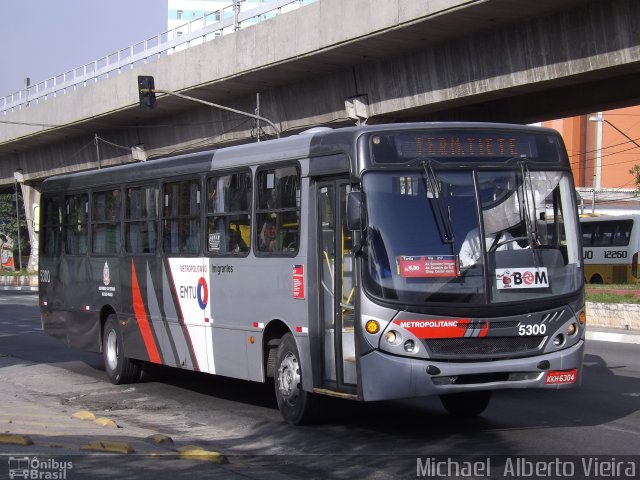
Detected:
left=362, top=168, right=582, bottom=305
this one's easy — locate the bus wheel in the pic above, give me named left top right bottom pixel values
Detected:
left=103, top=315, right=140, bottom=385
left=274, top=333, right=318, bottom=425
left=440, top=391, right=492, bottom=416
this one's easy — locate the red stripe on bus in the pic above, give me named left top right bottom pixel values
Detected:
left=131, top=260, right=161, bottom=364
left=479, top=320, right=489, bottom=337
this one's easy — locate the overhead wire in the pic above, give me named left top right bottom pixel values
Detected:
left=148, top=117, right=254, bottom=158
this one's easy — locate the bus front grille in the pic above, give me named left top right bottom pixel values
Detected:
left=425, top=336, right=545, bottom=359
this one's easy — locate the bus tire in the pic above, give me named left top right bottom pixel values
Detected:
left=440, top=391, right=492, bottom=416
left=103, top=315, right=140, bottom=385
left=274, top=333, right=318, bottom=425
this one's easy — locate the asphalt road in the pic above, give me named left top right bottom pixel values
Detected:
left=0, top=291, right=638, bottom=479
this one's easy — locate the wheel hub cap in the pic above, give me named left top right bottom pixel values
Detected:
left=278, top=352, right=300, bottom=404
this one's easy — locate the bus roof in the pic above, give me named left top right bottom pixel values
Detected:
left=41, top=122, right=563, bottom=193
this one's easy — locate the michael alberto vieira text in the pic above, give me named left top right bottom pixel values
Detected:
left=416, top=457, right=637, bottom=478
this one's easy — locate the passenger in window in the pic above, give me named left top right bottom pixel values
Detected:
left=208, top=183, right=218, bottom=212
left=184, top=233, right=200, bottom=253
left=259, top=219, right=277, bottom=252
left=229, top=225, right=248, bottom=253
left=107, top=190, right=120, bottom=220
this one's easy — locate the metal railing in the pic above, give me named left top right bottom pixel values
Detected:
left=1, top=0, right=315, bottom=115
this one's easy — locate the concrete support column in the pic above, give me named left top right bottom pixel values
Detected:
left=20, top=183, right=40, bottom=273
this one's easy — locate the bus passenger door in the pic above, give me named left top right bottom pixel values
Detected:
left=317, top=180, right=357, bottom=392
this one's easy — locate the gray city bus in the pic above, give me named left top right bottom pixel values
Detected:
left=39, top=123, right=585, bottom=424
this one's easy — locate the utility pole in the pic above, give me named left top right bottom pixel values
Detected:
left=95, top=133, right=101, bottom=169
left=13, top=172, right=22, bottom=272
left=255, top=92, right=260, bottom=143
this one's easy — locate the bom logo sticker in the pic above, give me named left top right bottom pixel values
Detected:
left=495, top=267, right=549, bottom=290
left=197, top=277, right=208, bottom=310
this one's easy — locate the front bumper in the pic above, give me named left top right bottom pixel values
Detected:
left=359, top=339, right=584, bottom=401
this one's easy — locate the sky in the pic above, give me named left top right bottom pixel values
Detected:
left=0, top=0, right=168, bottom=97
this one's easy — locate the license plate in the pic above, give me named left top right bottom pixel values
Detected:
left=545, top=369, right=578, bottom=385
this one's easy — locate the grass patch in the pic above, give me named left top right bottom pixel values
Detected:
left=585, top=283, right=638, bottom=290
left=585, top=291, right=640, bottom=304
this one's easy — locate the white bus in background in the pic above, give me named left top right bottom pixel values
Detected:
left=580, top=215, right=640, bottom=284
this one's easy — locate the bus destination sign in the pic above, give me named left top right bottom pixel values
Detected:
left=371, top=131, right=548, bottom=163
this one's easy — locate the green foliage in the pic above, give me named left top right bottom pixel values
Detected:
left=585, top=284, right=640, bottom=304
left=630, top=164, right=640, bottom=192
left=0, top=190, right=30, bottom=262
left=586, top=291, right=640, bottom=304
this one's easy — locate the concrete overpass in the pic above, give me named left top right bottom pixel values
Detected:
left=2, top=0, right=640, bottom=184
left=2, top=0, right=640, bottom=185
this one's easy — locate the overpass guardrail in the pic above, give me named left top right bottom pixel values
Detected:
left=1, top=0, right=316, bottom=115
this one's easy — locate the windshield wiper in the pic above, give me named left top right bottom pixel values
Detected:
left=420, top=160, right=455, bottom=245
left=519, top=160, right=540, bottom=267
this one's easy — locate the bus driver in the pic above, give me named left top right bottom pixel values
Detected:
left=459, top=228, right=521, bottom=268
left=459, top=199, right=524, bottom=268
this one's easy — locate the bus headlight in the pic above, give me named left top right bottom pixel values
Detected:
left=567, top=323, right=578, bottom=336
left=553, top=334, right=565, bottom=347
left=384, top=330, right=401, bottom=345
left=404, top=340, right=416, bottom=352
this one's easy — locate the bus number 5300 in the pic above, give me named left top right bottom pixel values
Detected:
left=519, top=324, right=546, bottom=336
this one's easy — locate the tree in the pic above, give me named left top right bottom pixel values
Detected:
left=630, top=165, right=640, bottom=192
left=0, top=189, right=29, bottom=271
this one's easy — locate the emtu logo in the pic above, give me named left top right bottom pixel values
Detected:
left=197, top=277, right=208, bottom=310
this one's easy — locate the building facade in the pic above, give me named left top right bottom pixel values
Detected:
left=543, top=106, right=640, bottom=214
left=168, top=1, right=232, bottom=33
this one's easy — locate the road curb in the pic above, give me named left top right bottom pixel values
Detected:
left=586, top=329, right=640, bottom=345
left=0, top=286, right=38, bottom=292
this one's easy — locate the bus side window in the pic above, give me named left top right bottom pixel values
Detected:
left=41, top=196, right=63, bottom=256
left=206, top=171, right=251, bottom=256
left=612, top=220, right=632, bottom=246
left=581, top=223, right=591, bottom=247
left=255, top=165, right=300, bottom=256
left=593, top=223, right=613, bottom=246
left=125, top=185, right=158, bottom=254
left=91, top=188, right=121, bottom=255
left=64, top=193, right=89, bottom=255
left=162, top=179, right=201, bottom=255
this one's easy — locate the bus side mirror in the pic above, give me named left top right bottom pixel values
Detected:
left=346, top=191, right=363, bottom=231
